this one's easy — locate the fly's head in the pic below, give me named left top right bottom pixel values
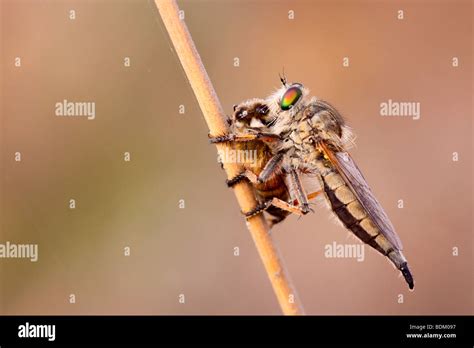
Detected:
left=264, top=81, right=311, bottom=133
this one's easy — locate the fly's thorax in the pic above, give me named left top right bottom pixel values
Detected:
left=302, top=102, right=344, bottom=148
left=276, top=111, right=325, bottom=173
left=296, top=146, right=332, bottom=177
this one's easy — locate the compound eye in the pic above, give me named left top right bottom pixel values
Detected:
left=280, top=84, right=303, bottom=110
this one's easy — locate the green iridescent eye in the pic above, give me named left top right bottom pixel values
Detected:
left=280, top=84, right=302, bottom=110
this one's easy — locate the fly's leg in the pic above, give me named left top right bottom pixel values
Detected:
left=244, top=198, right=305, bottom=221
left=226, top=171, right=247, bottom=187
left=226, top=169, right=258, bottom=187
left=225, top=152, right=283, bottom=188
left=307, top=190, right=322, bottom=200
left=210, top=131, right=279, bottom=187
left=209, top=132, right=281, bottom=144
left=244, top=190, right=323, bottom=220
left=256, top=152, right=284, bottom=183
left=287, top=169, right=313, bottom=214
left=238, top=160, right=321, bottom=220
left=288, top=190, right=323, bottom=206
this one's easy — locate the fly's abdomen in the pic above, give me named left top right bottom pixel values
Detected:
left=322, top=170, right=379, bottom=246
left=320, top=164, right=411, bottom=280
left=318, top=160, right=414, bottom=289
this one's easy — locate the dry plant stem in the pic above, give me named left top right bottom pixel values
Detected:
left=155, top=0, right=304, bottom=315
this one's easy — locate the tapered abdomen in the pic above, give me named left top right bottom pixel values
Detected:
left=316, top=159, right=414, bottom=289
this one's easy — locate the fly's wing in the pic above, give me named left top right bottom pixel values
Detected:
left=319, top=141, right=403, bottom=250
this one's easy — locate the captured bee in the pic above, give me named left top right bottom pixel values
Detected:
left=210, top=99, right=320, bottom=226
left=229, top=78, right=414, bottom=290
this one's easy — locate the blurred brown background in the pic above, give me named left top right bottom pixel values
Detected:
left=0, top=0, right=472, bottom=314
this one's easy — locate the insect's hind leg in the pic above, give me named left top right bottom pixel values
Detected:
left=244, top=190, right=323, bottom=220
left=287, top=169, right=313, bottom=214
left=244, top=198, right=307, bottom=220
left=243, top=189, right=323, bottom=228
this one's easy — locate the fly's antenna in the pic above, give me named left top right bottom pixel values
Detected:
left=279, top=68, right=287, bottom=87
left=279, top=74, right=286, bottom=86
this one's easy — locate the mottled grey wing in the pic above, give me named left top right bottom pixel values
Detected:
left=334, top=151, right=403, bottom=250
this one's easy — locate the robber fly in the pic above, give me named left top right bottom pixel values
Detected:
left=210, top=99, right=320, bottom=226
left=224, top=78, right=414, bottom=290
